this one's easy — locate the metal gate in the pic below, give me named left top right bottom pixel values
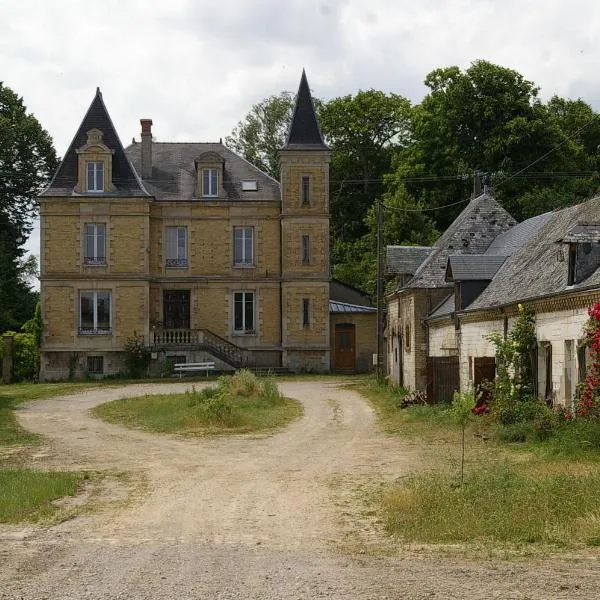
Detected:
left=426, top=356, right=459, bottom=404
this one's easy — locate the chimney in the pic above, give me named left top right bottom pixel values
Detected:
left=473, top=171, right=482, bottom=197
left=140, top=119, right=153, bottom=179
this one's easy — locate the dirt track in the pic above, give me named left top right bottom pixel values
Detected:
left=1, top=380, right=599, bottom=599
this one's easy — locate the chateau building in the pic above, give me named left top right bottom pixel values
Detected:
left=39, top=72, right=352, bottom=379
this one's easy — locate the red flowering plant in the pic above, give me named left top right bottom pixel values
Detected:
left=575, top=301, right=600, bottom=419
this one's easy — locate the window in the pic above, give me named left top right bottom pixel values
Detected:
left=79, top=291, right=111, bottom=334
left=202, top=168, right=218, bottom=197
left=165, top=227, right=188, bottom=267
left=233, top=291, right=254, bottom=333
left=241, top=180, right=258, bottom=191
left=405, top=324, right=410, bottom=351
left=301, top=235, right=310, bottom=265
left=87, top=356, right=104, bottom=375
left=302, top=298, right=310, bottom=327
left=234, top=227, right=254, bottom=266
left=301, top=175, right=310, bottom=205
left=86, top=161, right=104, bottom=192
left=83, top=223, right=106, bottom=265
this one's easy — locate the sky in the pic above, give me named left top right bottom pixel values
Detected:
left=3, top=0, right=600, bottom=267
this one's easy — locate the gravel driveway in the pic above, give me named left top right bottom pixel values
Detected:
left=0, top=380, right=598, bottom=599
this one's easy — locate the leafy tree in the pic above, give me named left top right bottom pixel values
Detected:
left=320, top=90, right=412, bottom=242
left=0, top=83, right=57, bottom=331
left=392, top=60, right=600, bottom=229
left=225, top=91, right=297, bottom=179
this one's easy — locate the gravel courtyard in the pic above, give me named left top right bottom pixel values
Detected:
left=0, top=380, right=598, bottom=599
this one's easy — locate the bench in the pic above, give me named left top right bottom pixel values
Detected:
left=173, top=361, right=215, bottom=378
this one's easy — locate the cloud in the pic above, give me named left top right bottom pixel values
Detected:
left=3, top=0, right=600, bottom=262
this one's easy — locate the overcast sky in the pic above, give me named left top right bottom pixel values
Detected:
left=3, top=0, right=600, bottom=264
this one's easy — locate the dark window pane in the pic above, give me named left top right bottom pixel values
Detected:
left=301, top=176, right=310, bottom=205
left=234, top=293, right=243, bottom=331
left=80, top=293, right=94, bottom=328
left=96, top=292, right=111, bottom=330
left=245, top=293, right=254, bottom=329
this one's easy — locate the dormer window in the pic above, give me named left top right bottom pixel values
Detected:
left=75, top=128, right=114, bottom=194
left=563, top=224, right=600, bottom=286
left=87, top=161, right=104, bottom=192
left=203, top=168, right=218, bottom=197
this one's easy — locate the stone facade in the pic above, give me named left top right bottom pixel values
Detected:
left=39, top=76, right=333, bottom=379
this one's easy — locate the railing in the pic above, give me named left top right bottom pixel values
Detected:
left=151, top=328, right=246, bottom=368
left=152, top=328, right=202, bottom=345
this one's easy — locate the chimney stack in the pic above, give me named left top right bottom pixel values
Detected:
left=473, top=171, right=483, bottom=197
left=140, top=119, right=153, bottom=179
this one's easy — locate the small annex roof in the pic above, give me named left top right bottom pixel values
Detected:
left=446, top=255, right=507, bottom=281
left=42, top=88, right=148, bottom=197
left=428, top=293, right=455, bottom=320
left=329, top=300, right=377, bottom=314
left=126, top=142, right=280, bottom=202
left=284, top=70, right=328, bottom=150
left=400, top=192, right=516, bottom=290
left=386, top=246, right=433, bottom=276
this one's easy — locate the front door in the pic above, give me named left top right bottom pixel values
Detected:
left=335, top=324, right=355, bottom=370
left=163, top=290, right=190, bottom=329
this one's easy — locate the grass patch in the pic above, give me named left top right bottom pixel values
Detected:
left=93, top=371, right=303, bottom=435
left=0, top=469, right=87, bottom=523
left=382, top=464, right=600, bottom=548
left=355, top=376, right=457, bottom=437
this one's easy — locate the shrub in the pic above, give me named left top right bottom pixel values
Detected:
left=261, top=376, right=281, bottom=403
left=228, top=369, right=261, bottom=397
left=122, top=333, right=151, bottom=378
left=0, top=332, right=39, bottom=382
left=497, top=399, right=547, bottom=425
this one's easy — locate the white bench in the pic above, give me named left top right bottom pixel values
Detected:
left=173, top=361, right=215, bottom=378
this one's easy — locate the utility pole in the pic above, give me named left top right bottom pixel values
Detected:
left=376, top=198, right=384, bottom=377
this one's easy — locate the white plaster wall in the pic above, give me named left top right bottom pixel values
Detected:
left=535, top=308, right=587, bottom=407
left=459, top=319, right=507, bottom=391
left=428, top=322, right=458, bottom=357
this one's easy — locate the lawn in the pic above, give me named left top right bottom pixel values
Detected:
left=93, top=373, right=303, bottom=435
left=0, top=381, right=124, bottom=523
left=357, top=377, right=600, bottom=550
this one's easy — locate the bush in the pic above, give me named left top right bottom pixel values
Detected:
left=0, top=332, right=39, bottom=382
left=228, top=369, right=261, bottom=397
left=122, top=333, right=150, bottom=378
left=497, top=399, right=547, bottom=425
left=185, top=385, right=232, bottom=423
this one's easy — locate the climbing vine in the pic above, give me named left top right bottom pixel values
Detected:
left=486, top=304, right=537, bottom=414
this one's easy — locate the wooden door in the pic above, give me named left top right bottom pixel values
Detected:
left=426, top=356, right=459, bottom=404
left=335, top=324, right=356, bottom=370
left=163, top=290, right=190, bottom=329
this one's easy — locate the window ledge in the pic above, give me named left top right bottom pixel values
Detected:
left=78, top=329, right=112, bottom=336
left=165, top=259, right=189, bottom=268
left=233, top=263, right=255, bottom=269
left=233, top=331, right=257, bottom=337
left=83, top=260, right=107, bottom=267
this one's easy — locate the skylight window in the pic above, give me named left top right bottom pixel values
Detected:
left=241, top=180, right=258, bottom=191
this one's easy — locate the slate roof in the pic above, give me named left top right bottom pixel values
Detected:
left=446, top=255, right=507, bottom=281
left=42, top=89, right=148, bottom=197
left=561, top=223, right=600, bottom=243
left=284, top=70, right=328, bottom=150
left=401, top=193, right=516, bottom=290
left=466, top=195, right=600, bottom=312
left=485, top=212, right=553, bottom=255
left=329, top=300, right=377, bottom=314
left=330, top=279, right=373, bottom=307
left=126, top=142, right=281, bottom=202
left=428, top=294, right=455, bottom=320
left=386, top=246, right=433, bottom=276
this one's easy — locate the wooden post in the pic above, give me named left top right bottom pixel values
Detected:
left=2, top=333, right=14, bottom=384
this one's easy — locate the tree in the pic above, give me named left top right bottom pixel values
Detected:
left=225, top=92, right=296, bottom=179
left=0, top=82, right=57, bottom=331
left=319, top=90, right=412, bottom=242
left=391, top=60, right=600, bottom=229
